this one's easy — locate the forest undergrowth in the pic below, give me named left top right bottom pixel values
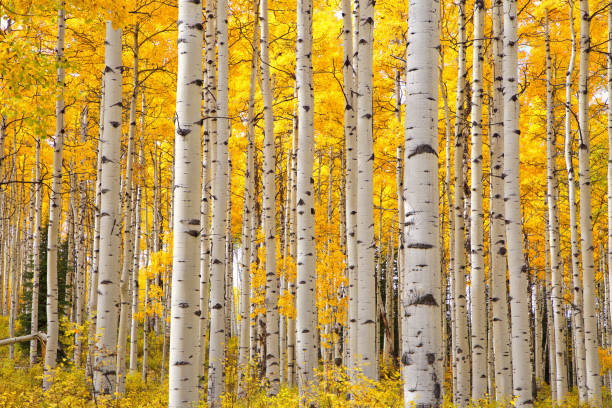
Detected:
left=0, top=316, right=609, bottom=407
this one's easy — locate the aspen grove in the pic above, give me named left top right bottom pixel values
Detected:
left=7, top=0, right=612, bottom=407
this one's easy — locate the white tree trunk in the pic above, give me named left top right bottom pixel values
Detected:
left=260, top=0, right=279, bottom=394
left=168, top=1, right=203, bottom=405
left=208, top=0, right=229, bottom=403
left=578, top=1, right=602, bottom=404
left=43, top=3, right=65, bottom=391
left=237, top=4, right=258, bottom=395
left=30, top=134, right=42, bottom=366
left=93, top=21, right=123, bottom=396
left=502, top=1, right=533, bottom=405
left=295, top=0, right=317, bottom=396
left=401, top=0, right=442, bottom=406
left=355, top=0, right=377, bottom=382
left=490, top=0, right=512, bottom=400
left=469, top=0, right=486, bottom=400
left=129, top=186, right=142, bottom=375
left=453, top=1, right=470, bottom=405
left=545, top=11, right=567, bottom=400
left=341, top=0, right=358, bottom=378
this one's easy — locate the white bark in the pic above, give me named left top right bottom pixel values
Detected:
left=295, top=0, right=317, bottom=396
left=401, top=0, right=442, bottom=406
left=545, top=11, right=567, bottom=400
left=43, top=3, right=65, bottom=391
left=260, top=0, right=279, bottom=393
left=342, top=0, right=358, bottom=378
left=578, top=0, right=602, bottom=404
left=452, top=1, right=470, bottom=405
left=30, top=134, right=42, bottom=366
left=502, top=1, right=533, bottom=405
left=93, top=21, right=123, bottom=396
left=490, top=0, right=512, bottom=400
left=238, top=5, right=257, bottom=396
left=208, top=0, right=229, bottom=402
left=168, top=1, right=203, bottom=405
left=356, top=0, right=377, bottom=382
left=469, top=0, right=486, bottom=400
left=129, top=186, right=142, bottom=375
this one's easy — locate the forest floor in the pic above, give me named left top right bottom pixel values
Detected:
left=0, top=317, right=608, bottom=407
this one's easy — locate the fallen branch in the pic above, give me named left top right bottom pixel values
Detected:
left=0, top=332, right=47, bottom=347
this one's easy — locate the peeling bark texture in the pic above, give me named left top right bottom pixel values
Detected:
left=577, top=0, right=602, bottom=405
left=401, top=1, right=442, bottom=407
left=168, top=1, right=203, bottom=406
left=356, top=0, right=377, bottom=382
left=208, top=0, right=229, bottom=402
left=502, top=1, right=533, bottom=405
left=43, top=3, right=65, bottom=391
left=93, top=21, right=123, bottom=397
left=295, top=0, right=317, bottom=398
left=490, top=0, right=513, bottom=400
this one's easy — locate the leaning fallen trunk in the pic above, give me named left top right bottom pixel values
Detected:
left=0, top=332, right=47, bottom=347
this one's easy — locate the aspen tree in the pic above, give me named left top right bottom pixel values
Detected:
left=287, top=114, right=298, bottom=387
left=545, top=11, right=567, bottom=400
left=208, top=0, right=230, bottom=402
left=402, top=0, right=442, bottom=406
left=117, top=27, right=140, bottom=395
left=238, top=4, right=258, bottom=395
left=356, top=0, right=376, bottom=381
left=563, top=1, right=587, bottom=401
left=88, top=76, right=104, bottom=357
left=490, top=0, right=512, bottom=399
left=577, top=0, right=602, bottom=404
left=608, top=0, right=612, bottom=355
left=199, top=0, right=216, bottom=384
left=341, top=0, right=358, bottom=376
left=43, top=3, right=65, bottom=391
left=168, top=0, right=203, bottom=405
left=129, top=184, right=142, bottom=375
left=452, top=1, right=470, bottom=405
left=295, top=0, right=317, bottom=395
left=260, top=0, right=280, bottom=393
left=29, top=134, right=41, bottom=366
left=469, top=0, right=487, bottom=400
left=502, top=0, right=533, bottom=405
left=94, top=21, right=123, bottom=396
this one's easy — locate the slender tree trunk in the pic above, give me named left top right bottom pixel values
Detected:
left=117, top=27, right=140, bottom=395
left=43, top=3, right=65, bottom=391
left=208, top=0, right=229, bottom=402
left=490, top=0, right=512, bottom=400
left=469, top=0, right=486, bottom=400
left=401, top=0, right=442, bottom=406
left=503, top=1, right=533, bottom=405
left=93, top=21, right=123, bottom=396
left=87, top=78, right=104, bottom=377
left=341, top=0, right=358, bottom=378
left=129, top=186, right=142, bottom=375
left=577, top=1, right=602, bottom=405
left=355, top=0, right=376, bottom=382
left=260, top=0, right=279, bottom=394
left=545, top=11, right=568, bottom=400
left=29, top=135, right=42, bottom=366
left=295, top=0, right=317, bottom=397
left=168, top=1, right=203, bottom=405
left=453, top=2, right=470, bottom=404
